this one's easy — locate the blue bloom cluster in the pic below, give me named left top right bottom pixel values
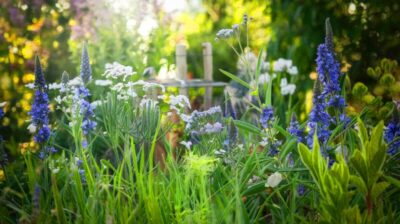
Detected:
left=0, top=107, right=4, bottom=119
left=307, top=19, right=349, bottom=157
left=384, top=117, right=400, bottom=155
left=268, top=141, right=281, bottom=156
left=76, top=46, right=96, bottom=136
left=29, top=56, right=51, bottom=144
left=307, top=81, right=331, bottom=147
left=260, top=106, right=274, bottom=129
left=288, top=114, right=304, bottom=143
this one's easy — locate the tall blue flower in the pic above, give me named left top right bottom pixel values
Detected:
left=75, top=45, right=96, bottom=137
left=384, top=112, right=400, bottom=155
left=29, top=56, right=51, bottom=144
left=80, top=44, right=92, bottom=84
left=307, top=18, right=349, bottom=159
left=288, top=114, right=304, bottom=143
left=307, top=80, right=331, bottom=148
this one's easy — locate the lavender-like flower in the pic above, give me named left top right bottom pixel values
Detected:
left=384, top=111, right=400, bottom=155
left=288, top=114, right=304, bottom=143
left=307, top=19, right=349, bottom=161
left=29, top=56, right=51, bottom=144
left=80, top=44, right=92, bottom=84
left=260, top=106, right=274, bottom=129
left=307, top=80, right=331, bottom=148
left=75, top=45, right=96, bottom=136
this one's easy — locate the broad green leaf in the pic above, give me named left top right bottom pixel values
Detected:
left=371, top=181, right=390, bottom=201
left=368, top=121, right=384, bottom=160
left=350, top=150, right=369, bottom=184
left=350, top=175, right=367, bottom=194
left=220, top=69, right=250, bottom=89
left=357, top=117, right=368, bottom=147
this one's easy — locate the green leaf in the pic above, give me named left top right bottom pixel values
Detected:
left=52, top=175, right=67, bottom=224
left=233, top=120, right=262, bottom=135
left=350, top=175, right=367, bottom=194
left=371, top=181, right=390, bottom=201
left=383, top=175, right=400, bottom=188
left=357, top=117, right=368, bottom=148
left=350, top=150, right=369, bottom=184
left=220, top=69, right=250, bottom=89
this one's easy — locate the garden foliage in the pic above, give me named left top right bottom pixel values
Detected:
left=0, top=14, right=399, bottom=224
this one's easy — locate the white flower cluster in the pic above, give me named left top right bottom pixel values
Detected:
left=258, top=73, right=277, bottom=85
left=200, top=122, right=223, bottom=134
left=280, top=78, right=296, bottom=95
left=216, top=29, right=234, bottom=39
left=169, top=95, right=191, bottom=112
left=262, top=58, right=298, bottom=75
left=103, top=62, right=135, bottom=81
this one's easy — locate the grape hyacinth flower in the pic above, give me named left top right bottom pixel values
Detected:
left=288, top=114, right=304, bottom=143
left=29, top=56, right=51, bottom=144
left=384, top=111, right=400, bottom=155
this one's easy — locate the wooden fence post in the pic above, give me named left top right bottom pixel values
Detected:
left=176, top=44, right=188, bottom=97
left=202, top=42, right=213, bottom=109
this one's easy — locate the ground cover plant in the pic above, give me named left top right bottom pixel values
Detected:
left=1, top=14, right=400, bottom=224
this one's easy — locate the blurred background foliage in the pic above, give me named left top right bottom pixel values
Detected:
left=1, top=0, right=399, bottom=146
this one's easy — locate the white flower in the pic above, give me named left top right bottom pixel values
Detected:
left=258, top=73, right=276, bottom=84
left=68, top=77, right=83, bottom=86
left=126, top=88, right=137, bottom=98
left=140, top=98, right=158, bottom=107
left=287, top=66, right=298, bottom=75
left=273, top=58, right=292, bottom=72
left=27, top=123, right=37, bottom=133
left=52, top=168, right=60, bottom=174
left=49, top=83, right=62, bottom=90
left=117, top=94, right=129, bottom=101
left=180, top=141, right=192, bottom=149
left=103, top=62, right=135, bottom=80
left=95, top=79, right=113, bottom=86
left=260, top=137, right=268, bottom=147
left=54, top=96, right=63, bottom=104
left=201, top=122, right=224, bottom=133
left=169, top=95, right=191, bottom=110
left=0, top=102, right=6, bottom=107
left=280, top=78, right=296, bottom=95
left=25, top=83, right=35, bottom=89
left=266, top=172, right=283, bottom=188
